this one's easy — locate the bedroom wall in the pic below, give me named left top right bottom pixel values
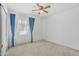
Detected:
left=1, top=3, right=8, bottom=55
left=33, top=16, right=43, bottom=41
left=40, top=16, right=48, bottom=39
left=0, top=5, right=2, bottom=56
left=44, top=5, right=79, bottom=50
left=0, top=6, right=1, bottom=44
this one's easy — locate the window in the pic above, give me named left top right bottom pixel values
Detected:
left=16, top=18, right=28, bottom=35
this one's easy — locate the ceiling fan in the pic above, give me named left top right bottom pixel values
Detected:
left=32, top=3, right=51, bottom=14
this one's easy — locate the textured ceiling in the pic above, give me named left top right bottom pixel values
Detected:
left=7, top=3, right=79, bottom=16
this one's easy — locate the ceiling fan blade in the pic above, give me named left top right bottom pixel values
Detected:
left=44, top=5, right=51, bottom=9
left=43, top=10, right=48, bottom=13
left=32, top=9, right=39, bottom=11
left=36, top=3, right=40, bottom=7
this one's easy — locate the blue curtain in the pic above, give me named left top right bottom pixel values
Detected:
left=10, top=14, right=15, bottom=47
left=29, top=17, right=35, bottom=43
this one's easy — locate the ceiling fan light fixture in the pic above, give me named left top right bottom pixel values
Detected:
left=40, top=10, right=43, bottom=13
left=32, top=3, right=51, bottom=15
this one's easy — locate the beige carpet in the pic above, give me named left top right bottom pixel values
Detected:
left=6, top=40, right=79, bottom=56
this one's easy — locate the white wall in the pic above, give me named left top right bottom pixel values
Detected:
left=0, top=5, right=2, bottom=56
left=1, top=3, right=8, bottom=55
left=40, top=16, right=48, bottom=39
left=44, top=6, right=79, bottom=50
left=33, top=16, right=43, bottom=41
